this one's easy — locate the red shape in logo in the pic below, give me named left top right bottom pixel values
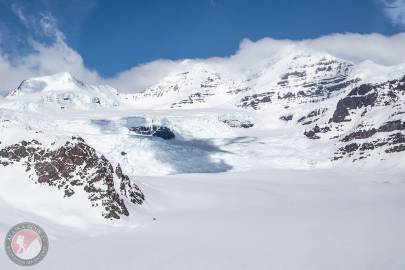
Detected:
left=11, top=229, right=40, bottom=256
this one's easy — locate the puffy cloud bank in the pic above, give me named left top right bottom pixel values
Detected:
left=109, top=33, right=405, bottom=92
left=0, top=10, right=405, bottom=95
left=233, top=33, right=405, bottom=68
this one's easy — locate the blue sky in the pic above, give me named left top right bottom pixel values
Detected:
left=0, top=0, right=404, bottom=78
left=63, top=0, right=398, bottom=77
left=0, top=0, right=404, bottom=94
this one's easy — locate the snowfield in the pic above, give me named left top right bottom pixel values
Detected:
left=1, top=169, right=405, bottom=270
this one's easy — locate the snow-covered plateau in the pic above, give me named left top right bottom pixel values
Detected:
left=1, top=49, right=405, bottom=269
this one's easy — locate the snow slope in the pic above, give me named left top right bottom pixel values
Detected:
left=1, top=169, right=405, bottom=270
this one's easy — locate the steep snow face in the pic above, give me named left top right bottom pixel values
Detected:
left=4, top=72, right=121, bottom=111
left=322, top=76, right=405, bottom=161
left=241, top=52, right=357, bottom=107
left=122, top=62, right=246, bottom=109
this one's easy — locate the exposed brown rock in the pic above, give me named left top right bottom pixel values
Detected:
left=0, top=137, right=144, bottom=219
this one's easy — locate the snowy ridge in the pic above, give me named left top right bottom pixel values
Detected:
left=5, top=72, right=121, bottom=111
left=121, top=62, right=244, bottom=109
left=123, top=50, right=359, bottom=110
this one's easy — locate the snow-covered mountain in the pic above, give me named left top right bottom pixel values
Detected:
left=0, top=49, right=405, bottom=225
left=1, top=48, right=405, bottom=270
left=5, top=72, right=120, bottom=111
left=123, top=51, right=361, bottom=110
left=121, top=49, right=405, bottom=163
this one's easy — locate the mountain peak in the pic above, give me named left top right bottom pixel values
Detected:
left=8, top=72, right=86, bottom=97
left=3, top=72, right=121, bottom=111
left=44, top=71, right=76, bottom=82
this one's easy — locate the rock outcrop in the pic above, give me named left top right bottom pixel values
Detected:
left=128, top=125, right=175, bottom=140
left=0, top=137, right=144, bottom=219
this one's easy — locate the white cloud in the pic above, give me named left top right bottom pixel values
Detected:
left=38, top=14, right=66, bottom=43
left=107, top=33, right=405, bottom=93
left=2, top=32, right=405, bottom=95
left=381, top=0, right=405, bottom=28
left=1, top=4, right=405, bottom=95
left=0, top=5, right=101, bottom=94
left=0, top=39, right=101, bottom=94
left=232, top=33, right=405, bottom=67
left=10, top=3, right=29, bottom=26
left=106, top=60, right=183, bottom=93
